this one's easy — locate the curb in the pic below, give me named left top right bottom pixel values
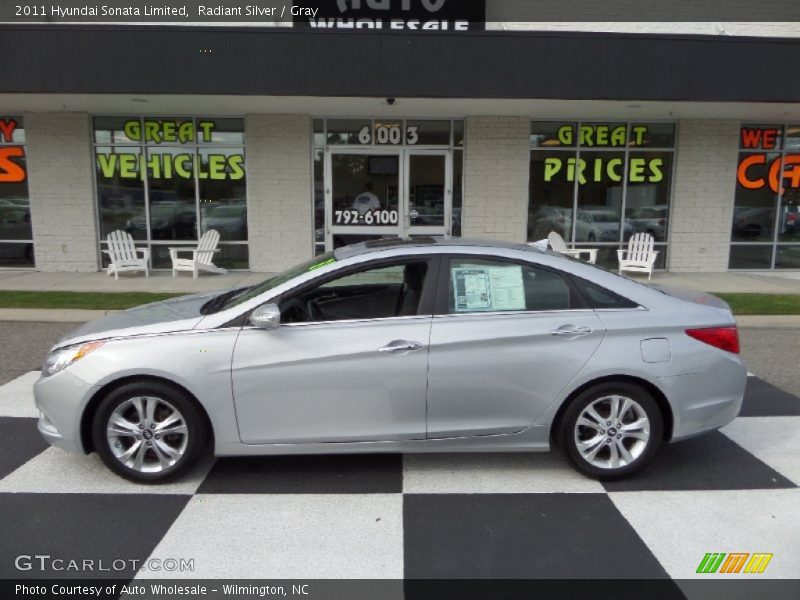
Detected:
left=0, top=308, right=121, bottom=322
left=735, top=315, right=800, bottom=328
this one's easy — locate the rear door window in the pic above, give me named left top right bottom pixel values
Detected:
left=444, top=257, right=574, bottom=314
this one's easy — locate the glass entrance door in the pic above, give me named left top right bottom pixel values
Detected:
left=405, top=150, right=451, bottom=237
left=326, top=149, right=402, bottom=249
left=326, top=148, right=450, bottom=250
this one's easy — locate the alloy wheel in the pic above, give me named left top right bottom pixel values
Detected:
left=573, top=394, right=650, bottom=470
left=106, top=396, right=189, bottom=474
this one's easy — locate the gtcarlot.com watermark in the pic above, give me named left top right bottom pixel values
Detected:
left=15, top=554, right=194, bottom=573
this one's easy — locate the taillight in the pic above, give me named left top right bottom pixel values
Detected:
left=686, top=326, right=740, bottom=354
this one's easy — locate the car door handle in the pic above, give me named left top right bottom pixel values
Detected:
left=378, top=340, right=423, bottom=353
left=550, top=325, right=593, bottom=337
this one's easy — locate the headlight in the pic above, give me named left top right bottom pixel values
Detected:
left=42, top=341, right=105, bottom=377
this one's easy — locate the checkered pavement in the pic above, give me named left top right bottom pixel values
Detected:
left=0, top=371, right=798, bottom=587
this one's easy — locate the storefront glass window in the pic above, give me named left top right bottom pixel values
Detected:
left=730, top=124, right=800, bottom=269
left=405, top=120, right=451, bottom=145
left=94, top=117, right=247, bottom=269
left=326, top=119, right=372, bottom=145
left=0, top=116, right=34, bottom=268
left=453, top=149, right=463, bottom=237
left=313, top=148, right=325, bottom=256
left=528, top=121, right=675, bottom=269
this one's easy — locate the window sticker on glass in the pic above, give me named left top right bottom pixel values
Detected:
left=452, top=265, right=526, bottom=312
left=453, top=268, right=491, bottom=311
left=488, top=266, right=526, bottom=310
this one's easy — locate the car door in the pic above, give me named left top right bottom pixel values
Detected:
left=426, top=254, right=606, bottom=438
left=231, top=257, right=437, bottom=445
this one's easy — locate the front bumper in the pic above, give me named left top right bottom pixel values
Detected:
left=34, top=369, right=98, bottom=454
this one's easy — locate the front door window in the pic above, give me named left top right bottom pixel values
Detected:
left=279, top=260, right=431, bottom=324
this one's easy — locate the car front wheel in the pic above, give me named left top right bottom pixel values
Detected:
left=559, top=382, right=663, bottom=480
left=92, top=381, right=209, bottom=483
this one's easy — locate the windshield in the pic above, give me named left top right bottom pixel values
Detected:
left=212, top=252, right=338, bottom=313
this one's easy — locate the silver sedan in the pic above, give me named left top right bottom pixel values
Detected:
left=34, top=238, right=747, bottom=482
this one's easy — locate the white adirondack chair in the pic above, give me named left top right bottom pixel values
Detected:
left=103, top=230, right=149, bottom=280
left=547, top=231, right=598, bottom=264
left=169, top=229, right=228, bottom=279
left=618, top=232, right=659, bottom=279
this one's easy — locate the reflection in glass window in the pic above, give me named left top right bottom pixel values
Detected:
left=93, top=117, right=247, bottom=268
left=94, top=117, right=140, bottom=144
left=96, top=145, right=146, bottom=240
left=625, top=152, right=673, bottom=243
left=326, top=119, right=371, bottom=145
left=196, top=118, right=245, bottom=144
left=406, top=120, right=451, bottom=145
left=408, top=154, right=445, bottom=227
left=575, top=151, right=626, bottom=243
left=729, top=244, right=772, bottom=269
left=453, top=149, right=463, bottom=237
left=453, top=120, right=464, bottom=147
left=629, top=123, right=675, bottom=148
left=528, top=150, right=574, bottom=241
left=528, top=122, right=675, bottom=270
left=732, top=151, right=779, bottom=243
left=313, top=119, right=325, bottom=147
left=730, top=124, right=800, bottom=269
left=330, top=153, right=400, bottom=250
left=146, top=147, right=197, bottom=241
left=198, top=148, right=247, bottom=241
left=531, top=122, right=577, bottom=148
left=313, top=148, right=325, bottom=254
left=0, top=116, right=33, bottom=267
left=313, top=118, right=461, bottom=254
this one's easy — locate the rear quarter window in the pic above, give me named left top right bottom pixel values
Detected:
left=572, top=276, right=639, bottom=309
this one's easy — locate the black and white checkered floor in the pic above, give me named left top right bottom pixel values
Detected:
left=0, top=372, right=798, bottom=583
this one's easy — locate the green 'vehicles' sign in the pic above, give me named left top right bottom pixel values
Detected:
left=96, top=120, right=245, bottom=181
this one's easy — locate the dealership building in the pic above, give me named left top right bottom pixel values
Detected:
left=2, top=10, right=800, bottom=274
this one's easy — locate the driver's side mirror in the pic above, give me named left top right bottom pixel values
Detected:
left=250, top=303, right=281, bottom=330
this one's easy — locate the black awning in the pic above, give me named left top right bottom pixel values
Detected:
left=2, top=25, right=799, bottom=103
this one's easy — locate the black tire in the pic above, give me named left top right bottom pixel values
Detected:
left=557, top=381, right=663, bottom=481
left=92, top=380, right=210, bottom=483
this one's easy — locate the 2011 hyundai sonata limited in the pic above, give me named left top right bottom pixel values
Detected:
left=35, top=238, right=747, bottom=482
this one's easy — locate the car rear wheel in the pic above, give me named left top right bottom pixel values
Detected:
left=92, top=381, right=209, bottom=483
left=558, top=382, right=663, bottom=480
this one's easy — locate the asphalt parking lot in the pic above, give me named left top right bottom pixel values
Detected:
left=0, top=321, right=798, bottom=598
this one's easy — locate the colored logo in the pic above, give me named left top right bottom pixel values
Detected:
left=696, top=552, right=773, bottom=574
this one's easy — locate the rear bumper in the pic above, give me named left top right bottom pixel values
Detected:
left=659, top=354, right=747, bottom=442
left=33, top=370, right=98, bottom=454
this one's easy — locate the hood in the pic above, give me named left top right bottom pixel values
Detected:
left=55, top=290, right=225, bottom=348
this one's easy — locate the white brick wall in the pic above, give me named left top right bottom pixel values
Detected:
left=24, top=112, right=99, bottom=272
left=462, top=116, right=530, bottom=242
left=668, top=120, right=739, bottom=272
left=245, top=115, right=313, bottom=272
